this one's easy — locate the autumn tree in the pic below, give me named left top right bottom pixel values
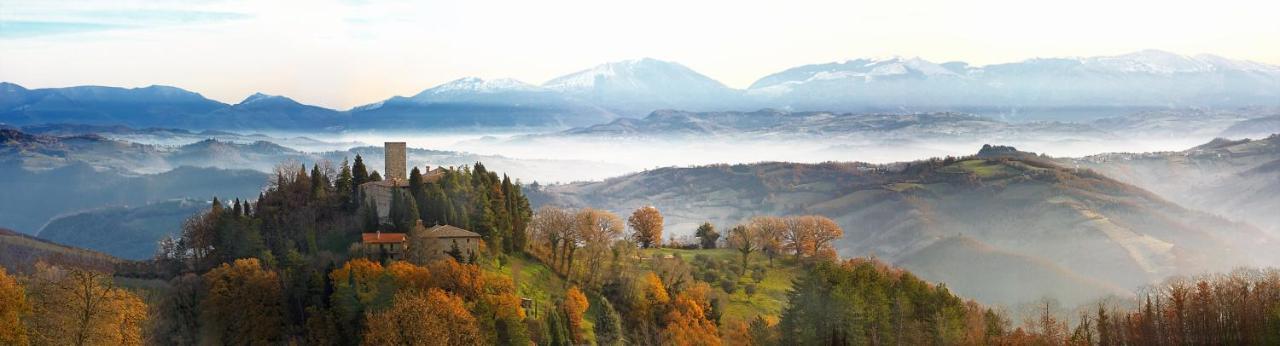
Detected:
left=528, top=206, right=575, bottom=272
left=628, top=206, right=664, bottom=248
left=200, top=258, right=284, bottom=345
left=661, top=285, right=722, bottom=346
left=362, top=288, right=482, bottom=346
left=576, top=208, right=624, bottom=286
left=694, top=222, right=719, bottom=249
left=749, top=216, right=786, bottom=266
left=24, top=263, right=147, bottom=346
left=0, top=267, right=30, bottom=346
left=563, top=286, right=590, bottom=344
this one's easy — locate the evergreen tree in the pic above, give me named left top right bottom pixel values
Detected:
left=369, top=170, right=382, bottom=182
left=336, top=158, right=354, bottom=209
left=352, top=154, right=369, bottom=186
left=595, top=296, right=626, bottom=346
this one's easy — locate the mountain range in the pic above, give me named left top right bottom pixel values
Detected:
left=4, top=50, right=1279, bottom=130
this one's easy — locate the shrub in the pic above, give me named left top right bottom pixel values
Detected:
left=744, top=284, right=757, bottom=296
left=703, top=271, right=720, bottom=283
left=720, top=279, right=738, bottom=294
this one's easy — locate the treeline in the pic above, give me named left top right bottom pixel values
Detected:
left=724, top=257, right=1006, bottom=345
left=1008, top=268, right=1280, bottom=345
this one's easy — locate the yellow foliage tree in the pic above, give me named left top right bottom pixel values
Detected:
left=563, top=286, right=590, bottom=343
left=362, top=288, right=482, bottom=346
left=24, top=263, right=147, bottom=346
left=0, top=267, right=30, bottom=346
left=201, top=258, right=284, bottom=345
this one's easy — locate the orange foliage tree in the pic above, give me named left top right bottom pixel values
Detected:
left=363, top=288, right=482, bottom=346
left=628, top=206, right=664, bottom=248
left=563, top=286, right=590, bottom=343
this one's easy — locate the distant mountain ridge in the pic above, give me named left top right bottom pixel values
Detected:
left=5, top=50, right=1279, bottom=129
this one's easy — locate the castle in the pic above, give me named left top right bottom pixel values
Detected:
left=358, top=142, right=478, bottom=262
left=360, top=142, right=442, bottom=221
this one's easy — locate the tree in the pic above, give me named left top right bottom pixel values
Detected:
left=201, top=258, right=284, bottom=345
left=595, top=296, right=626, bottom=346
left=362, top=288, right=482, bottom=346
left=694, top=222, right=719, bottom=249
left=0, top=267, right=29, bottom=346
left=528, top=206, right=575, bottom=272
left=576, top=208, right=624, bottom=286
left=389, top=189, right=420, bottom=233
left=628, top=206, right=664, bottom=248
left=25, top=263, right=147, bottom=346
left=149, top=274, right=203, bottom=346
left=352, top=155, right=369, bottom=187
left=661, top=285, right=721, bottom=345
left=726, top=225, right=759, bottom=276
left=749, top=216, right=786, bottom=266
left=563, top=286, right=590, bottom=344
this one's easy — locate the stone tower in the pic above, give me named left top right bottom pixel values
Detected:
left=384, top=142, right=407, bottom=183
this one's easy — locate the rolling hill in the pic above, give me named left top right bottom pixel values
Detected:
left=528, top=146, right=1275, bottom=306
left=1066, top=134, right=1280, bottom=237
left=38, top=199, right=210, bottom=260
left=0, top=227, right=119, bottom=274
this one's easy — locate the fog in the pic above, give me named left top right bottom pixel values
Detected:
left=333, top=131, right=1219, bottom=183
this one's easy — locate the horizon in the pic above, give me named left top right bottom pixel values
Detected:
left=3, top=48, right=1275, bottom=111
left=3, top=0, right=1279, bottom=109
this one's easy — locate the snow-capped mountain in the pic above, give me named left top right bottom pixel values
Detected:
left=749, top=50, right=1280, bottom=119
left=4, top=50, right=1279, bottom=130
left=542, top=58, right=746, bottom=115
left=348, top=77, right=617, bottom=129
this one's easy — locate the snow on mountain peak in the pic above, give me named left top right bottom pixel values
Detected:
left=238, top=92, right=284, bottom=105
left=426, top=77, right=542, bottom=94
left=541, top=58, right=699, bottom=91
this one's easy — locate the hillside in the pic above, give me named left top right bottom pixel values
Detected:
left=39, top=198, right=209, bottom=260
left=1066, top=134, right=1280, bottom=236
left=0, top=227, right=119, bottom=274
left=529, top=147, right=1275, bottom=306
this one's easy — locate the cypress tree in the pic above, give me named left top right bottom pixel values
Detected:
left=352, top=154, right=369, bottom=186
left=336, top=158, right=354, bottom=209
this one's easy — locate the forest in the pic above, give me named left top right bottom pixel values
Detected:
left=1, top=157, right=1278, bottom=345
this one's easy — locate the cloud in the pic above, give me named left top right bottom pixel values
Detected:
left=0, top=2, right=252, bottom=38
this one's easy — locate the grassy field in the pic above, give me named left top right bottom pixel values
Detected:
left=643, top=248, right=800, bottom=324
left=480, top=252, right=598, bottom=343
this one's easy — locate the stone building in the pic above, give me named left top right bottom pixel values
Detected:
left=408, top=221, right=483, bottom=263
left=359, top=231, right=408, bottom=261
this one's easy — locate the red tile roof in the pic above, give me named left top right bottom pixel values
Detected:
left=361, top=232, right=407, bottom=244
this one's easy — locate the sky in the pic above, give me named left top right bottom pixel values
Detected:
left=1, top=0, right=1278, bottom=109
